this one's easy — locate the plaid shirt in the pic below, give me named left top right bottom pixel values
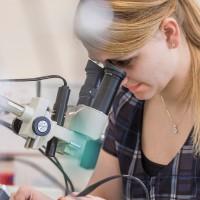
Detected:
left=103, top=87, right=200, bottom=200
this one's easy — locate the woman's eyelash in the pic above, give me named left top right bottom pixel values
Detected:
left=109, top=58, right=133, bottom=67
left=116, top=59, right=131, bottom=66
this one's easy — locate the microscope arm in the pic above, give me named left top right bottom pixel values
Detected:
left=21, top=104, right=107, bottom=166
left=0, top=60, right=126, bottom=170
left=0, top=95, right=107, bottom=166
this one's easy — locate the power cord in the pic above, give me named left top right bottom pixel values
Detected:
left=0, top=75, right=67, bottom=86
left=39, top=148, right=74, bottom=195
left=77, top=174, right=150, bottom=199
left=0, top=133, right=74, bottom=195
left=0, top=124, right=75, bottom=195
left=0, top=119, right=151, bottom=199
left=0, top=75, right=74, bottom=195
left=54, top=156, right=75, bottom=193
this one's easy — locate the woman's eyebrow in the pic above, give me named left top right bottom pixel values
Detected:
left=108, top=56, right=134, bottom=64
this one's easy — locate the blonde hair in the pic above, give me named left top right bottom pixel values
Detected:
left=75, top=0, right=200, bottom=154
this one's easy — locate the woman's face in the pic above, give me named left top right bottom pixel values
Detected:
left=88, top=30, right=180, bottom=100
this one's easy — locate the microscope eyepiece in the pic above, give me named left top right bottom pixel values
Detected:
left=91, top=62, right=126, bottom=114
left=104, top=62, right=126, bottom=80
left=77, top=60, right=104, bottom=106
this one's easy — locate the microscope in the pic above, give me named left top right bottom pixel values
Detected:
left=0, top=60, right=125, bottom=199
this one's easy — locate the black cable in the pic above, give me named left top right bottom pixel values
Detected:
left=48, top=153, right=74, bottom=194
left=54, top=156, right=75, bottom=193
left=38, top=149, right=69, bottom=193
left=1, top=121, right=148, bottom=198
left=15, top=158, right=65, bottom=190
left=0, top=75, right=73, bottom=193
left=0, top=75, right=67, bottom=86
left=0, top=119, right=74, bottom=195
left=0, top=157, right=65, bottom=191
left=42, top=150, right=74, bottom=195
left=77, top=175, right=150, bottom=200
left=0, top=126, right=73, bottom=195
left=0, top=120, right=13, bottom=131
left=0, top=120, right=73, bottom=195
left=39, top=148, right=74, bottom=195
left=53, top=157, right=70, bottom=195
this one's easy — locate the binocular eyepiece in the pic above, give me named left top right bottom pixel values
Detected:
left=47, top=59, right=126, bottom=157
left=78, top=60, right=126, bottom=114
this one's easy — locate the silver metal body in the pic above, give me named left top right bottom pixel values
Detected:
left=0, top=95, right=25, bottom=116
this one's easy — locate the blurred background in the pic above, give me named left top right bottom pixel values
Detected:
left=0, top=0, right=91, bottom=198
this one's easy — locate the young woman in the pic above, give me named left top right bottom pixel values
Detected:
left=11, top=0, right=200, bottom=199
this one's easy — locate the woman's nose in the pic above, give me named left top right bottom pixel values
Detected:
left=121, top=77, right=128, bottom=87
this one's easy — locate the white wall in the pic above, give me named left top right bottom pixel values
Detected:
left=0, top=0, right=93, bottom=194
left=0, top=0, right=87, bottom=83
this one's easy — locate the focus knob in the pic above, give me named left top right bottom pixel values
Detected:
left=32, top=116, right=51, bottom=136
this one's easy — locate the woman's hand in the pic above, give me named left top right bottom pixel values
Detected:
left=10, top=186, right=52, bottom=200
left=57, top=192, right=106, bottom=200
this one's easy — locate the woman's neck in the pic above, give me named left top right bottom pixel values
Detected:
left=160, top=42, right=191, bottom=107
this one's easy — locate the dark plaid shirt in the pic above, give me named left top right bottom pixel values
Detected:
left=103, top=87, right=200, bottom=200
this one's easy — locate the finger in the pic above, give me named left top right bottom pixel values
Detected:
left=57, top=193, right=106, bottom=200
left=86, top=196, right=106, bottom=200
left=57, top=194, right=88, bottom=200
left=57, top=196, right=76, bottom=200
left=70, top=192, right=79, bottom=197
left=10, top=192, right=30, bottom=200
left=9, top=193, right=15, bottom=200
left=10, top=186, right=32, bottom=200
left=9, top=192, right=25, bottom=200
left=57, top=192, right=79, bottom=200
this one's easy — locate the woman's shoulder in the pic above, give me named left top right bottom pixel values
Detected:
left=108, top=86, right=144, bottom=136
left=103, top=87, right=144, bottom=156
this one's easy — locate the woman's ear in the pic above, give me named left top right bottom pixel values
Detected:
left=160, top=17, right=181, bottom=49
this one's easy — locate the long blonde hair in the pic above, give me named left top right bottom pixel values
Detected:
left=75, top=0, right=200, bottom=154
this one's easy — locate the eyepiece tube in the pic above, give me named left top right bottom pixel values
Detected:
left=91, top=62, right=126, bottom=114
left=77, top=60, right=104, bottom=106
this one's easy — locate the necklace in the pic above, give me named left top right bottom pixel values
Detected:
left=160, top=95, right=189, bottom=134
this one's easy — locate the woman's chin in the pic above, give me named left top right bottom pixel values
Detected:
left=133, top=93, right=153, bottom=100
left=129, top=86, right=155, bottom=100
